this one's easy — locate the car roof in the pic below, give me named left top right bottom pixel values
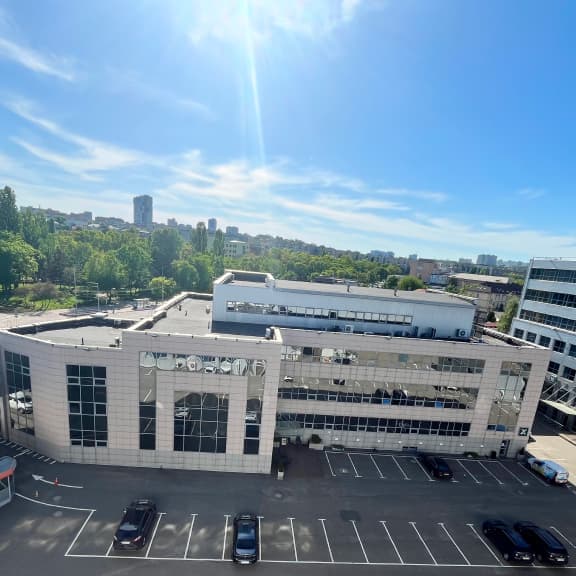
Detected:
left=520, top=525, right=565, bottom=547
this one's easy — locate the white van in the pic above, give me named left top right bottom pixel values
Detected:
left=526, top=457, right=569, bottom=485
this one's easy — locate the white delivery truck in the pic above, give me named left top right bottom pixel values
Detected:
left=526, top=457, right=569, bottom=485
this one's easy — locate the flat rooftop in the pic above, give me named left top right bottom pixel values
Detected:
left=225, top=278, right=474, bottom=307
left=27, top=324, right=124, bottom=347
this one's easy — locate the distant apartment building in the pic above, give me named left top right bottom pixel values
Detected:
left=510, top=258, right=576, bottom=431
left=408, top=259, right=437, bottom=283
left=224, top=240, right=248, bottom=258
left=66, top=211, right=93, bottom=227
left=208, top=218, right=217, bottom=234
left=94, top=216, right=128, bottom=228
left=226, top=226, right=239, bottom=237
left=477, top=254, right=498, bottom=267
left=451, top=273, right=522, bottom=324
left=369, top=250, right=395, bottom=263
left=133, top=195, right=153, bottom=229
left=408, top=254, right=418, bottom=261
left=167, top=218, right=178, bottom=227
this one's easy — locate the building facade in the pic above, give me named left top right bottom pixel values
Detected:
left=208, top=218, right=217, bottom=233
left=511, top=258, right=576, bottom=430
left=0, top=272, right=550, bottom=474
left=477, top=254, right=498, bottom=267
left=133, top=195, right=153, bottom=229
left=223, top=240, right=248, bottom=258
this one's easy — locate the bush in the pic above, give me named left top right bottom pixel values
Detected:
left=309, top=434, right=323, bottom=444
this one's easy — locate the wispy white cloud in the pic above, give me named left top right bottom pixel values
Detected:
left=376, top=188, right=448, bottom=203
left=517, top=187, right=546, bottom=200
left=184, top=0, right=374, bottom=44
left=0, top=37, right=75, bottom=82
left=104, top=68, right=212, bottom=119
left=482, top=222, right=519, bottom=230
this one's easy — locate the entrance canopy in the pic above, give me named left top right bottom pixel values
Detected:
left=0, top=456, right=16, bottom=481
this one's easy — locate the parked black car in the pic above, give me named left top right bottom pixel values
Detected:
left=514, top=521, right=569, bottom=565
left=232, top=513, right=259, bottom=564
left=482, top=520, right=534, bottom=563
left=113, top=499, right=157, bottom=550
left=419, top=454, right=453, bottom=479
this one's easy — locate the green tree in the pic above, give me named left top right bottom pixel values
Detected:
left=191, top=255, right=213, bottom=291
left=117, top=240, right=152, bottom=293
left=486, top=311, right=497, bottom=323
left=498, top=296, right=519, bottom=334
left=397, top=276, right=425, bottom=291
left=30, top=282, right=59, bottom=309
left=173, top=259, right=199, bottom=290
left=193, top=222, right=208, bottom=253
left=39, top=234, right=92, bottom=285
left=0, top=232, right=39, bottom=293
left=20, top=209, right=49, bottom=248
left=150, top=228, right=183, bottom=277
left=384, top=275, right=399, bottom=289
left=83, top=252, right=126, bottom=297
left=445, top=277, right=458, bottom=293
left=0, top=186, right=20, bottom=233
left=212, top=229, right=225, bottom=256
left=149, top=276, right=177, bottom=300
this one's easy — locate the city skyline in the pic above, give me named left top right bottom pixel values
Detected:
left=1, top=1, right=575, bottom=260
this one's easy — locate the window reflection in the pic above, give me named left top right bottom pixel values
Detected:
left=140, top=352, right=265, bottom=376
left=5, top=351, right=34, bottom=436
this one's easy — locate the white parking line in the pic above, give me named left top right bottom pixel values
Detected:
left=456, top=460, right=481, bottom=484
left=410, top=522, right=437, bottom=565
left=391, top=455, right=411, bottom=480
left=64, top=510, right=95, bottom=557
left=324, top=451, right=336, bottom=477
left=184, top=514, right=197, bottom=559
left=466, top=523, right=502, bottom=566
left=145, top=513, right=164, bottom=558
left=105, top=540, right=115, bottom=557
left=413, top=457, right=435, bottom=482
left=14, top=449, right=31, bottom=457
left=370, top=455, right=385, bottom=478
left=495, top=462, right=528, bottom=486
left=319, top=518, right=334, bottom=562
left=350, top=520, right=369, bottom=563
left=438, top=522, right=470, bottom=565
left=550, top=526, right=576, bottom=549
left=477, top=461, right=504, bottom=485
left=222, top=515, right=230, bottom=560
left=380, top=521, right=404, bottom=564
left=347, top=453, right=362, bottom=478
left=257, top=516, right=263, bottom=561
left=288, top=517, right=298, bottom=561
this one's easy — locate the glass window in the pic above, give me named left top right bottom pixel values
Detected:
left=513, top=329, right=524, bottom=339
left=5, top=351, right=34, bottom=436
left=548, top=361, right=560, bottom=375
left=553, top=340, right=566, bottom=353
left=538, top=335, right=551, bottom=348
left=525, top=332, right=537, bottom=343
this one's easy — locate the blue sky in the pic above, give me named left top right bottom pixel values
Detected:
left=0, top=0, right=575, bottom=261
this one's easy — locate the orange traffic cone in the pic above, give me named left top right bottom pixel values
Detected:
left=54, top=477, right=59, bottom=486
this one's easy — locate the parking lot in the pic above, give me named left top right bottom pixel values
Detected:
left=0, top=437, right=57, bottom=464
left=323, top=450, right=553, bottom=488
left=62, top=505, right=576, bottom=568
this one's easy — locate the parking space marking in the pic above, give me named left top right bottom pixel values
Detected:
left=350, top=520, right=369, bottom=563
left=288, top=517, right=298, bottom=561
left=410, top=522, right=437, bottom=565
left=318, top=519, right=334, bottom=562
left=380, top=521, right=404, bottom=564
left=550, top=526, right=576, bottom=549
left=347, top=453, right=362, bottom=477
left=391, top=455, right=411, bottom=480
left=370, top=455, right=385, bottom=478
left=105, top=540, right=114, bottom=557
left=324, top=451, right=336, bottom=477
left=438, top=523, right=470, bottom=565
left=521, top=464, right=551, bottom=488
left=221, top=515, right=230, bottom=560
left=413, top=457, right=435, bottom=482
left=145, top=513, right=165, bottom=558
left=477, top=461, right=504, bottom=485
left=184, top=514, right=197, bottom=559
left=64, top=510, right=95, bottom=557
left=494, top=461, right=528, bottom=486
left=466, top=523, right=502, bottom=566
left=15, top=448, right=31, bottom=457
left=257, top=516, right=263, bottom=561
left=455, top=460, right=481, bottom=484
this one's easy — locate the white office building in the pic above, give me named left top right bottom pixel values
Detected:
left=511, top=257, right=576, bottom=430
left=0, top=271, right=549, bottom=474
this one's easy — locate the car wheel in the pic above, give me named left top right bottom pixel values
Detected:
left=503, top=553, right=510, bottom=561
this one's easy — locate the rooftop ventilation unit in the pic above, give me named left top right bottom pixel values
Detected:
left=456, top=329, right=468, bottom=338
left=344, top=324, right=354, bottom=333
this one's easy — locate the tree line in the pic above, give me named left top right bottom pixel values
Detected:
left=0, top=186, right=421, bottom=308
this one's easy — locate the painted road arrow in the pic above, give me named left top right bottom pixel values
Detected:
left=32, top=474, right=83, bottom=489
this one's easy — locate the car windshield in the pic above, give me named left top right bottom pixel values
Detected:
left=118, top=522, right=138, bottom=533
left=237, top=522, right=256, bottom=549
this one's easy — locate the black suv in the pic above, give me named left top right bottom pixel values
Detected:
left=232, top=513, right=259, bottom=564
left=113, top=499, right=157, bottom=550
left=419, top=454, right=453, bottom=479
left=514, top=521, right=569, bottom=565
left=482, top=520, right=534, bottom=563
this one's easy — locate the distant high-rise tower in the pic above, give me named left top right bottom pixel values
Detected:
left=133, top=195, right=153, bottom=229
left=208, top=218, right=217, bottom=233
left=477, top=254, right=497, bottom=267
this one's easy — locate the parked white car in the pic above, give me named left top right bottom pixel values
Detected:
left=9, top=391, right=33, bottom=414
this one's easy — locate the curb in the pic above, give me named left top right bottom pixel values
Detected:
left=559, top=433, right=576, bottom=448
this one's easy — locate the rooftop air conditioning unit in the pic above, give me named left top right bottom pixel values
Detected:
left=456, top=329, right=468, bottom=338
left=344, top=324, right=354, bottom=333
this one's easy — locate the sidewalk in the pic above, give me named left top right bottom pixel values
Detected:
left=526, top=415, right=576, bottom=483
